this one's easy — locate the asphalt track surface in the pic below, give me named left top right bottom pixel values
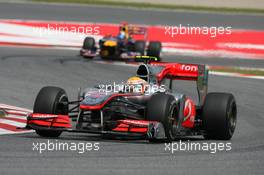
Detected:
left=0, top=2, right=264, bottom=175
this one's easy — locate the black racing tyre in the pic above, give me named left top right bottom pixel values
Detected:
left=134, top=40, right=146, bottom=55
left=147, top=41, right=162, bottom=60
left=147, top=93, right=178, bottom=142
left=33, top=86, right=69, bottom=138
left=82, top=37, right=95, bottom=50
left=202, top=93, right=237, bottom=140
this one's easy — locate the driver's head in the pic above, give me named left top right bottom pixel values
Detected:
left=119, top=23, right=129, bottom=39
left=126, top=76, right=148, bottom=94
left=118, top=31, right=126, bottom=40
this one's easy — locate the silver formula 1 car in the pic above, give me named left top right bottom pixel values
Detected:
left=24, top=57, right=237, bottom=142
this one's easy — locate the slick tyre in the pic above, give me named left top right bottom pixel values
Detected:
left=33, top=86, right=69, bottom=138
left=202, top=93, right=237, bottom=140
left=147, top=41, right=161, bottom=60
left=82, top=37, right=95, bottom=50
left=147, top=93, right=178, bottom=142
left=135, top=40, right=146, bottom=56
left=82, top=37, right=96, bottom=59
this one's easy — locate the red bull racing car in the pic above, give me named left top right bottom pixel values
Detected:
left=24, top=57, right=237, bottom=142
left=80, top=23, right=162, bottom=60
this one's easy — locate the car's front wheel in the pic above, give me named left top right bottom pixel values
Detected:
left=82, top=37, right=96, bottom=59
left=83, top=37, right=95, bottom=50
left=33, top=86, right=69, bottom=137
left=147, top=93, right=178, bottom=142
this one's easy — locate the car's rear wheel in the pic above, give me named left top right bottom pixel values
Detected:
left=147, top=93, right=178, bottom=142
left=33, top=86, right=68, bottom=137
left=147, top=41, right=162, bottom=60
left=202, top=92, right=237, bottom=140
left=135, top=40, right=146, bottom=56
left=101, top=47, right=116, bottom=60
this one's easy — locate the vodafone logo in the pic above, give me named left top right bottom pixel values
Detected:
left=181, top=64, right=198, bottom=72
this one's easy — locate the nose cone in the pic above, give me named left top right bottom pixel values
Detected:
left=104, top=40, right=117, bottom=47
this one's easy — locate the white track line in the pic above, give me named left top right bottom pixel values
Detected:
left=0, top=119, right=26, bottom=127
left=0, top=128, right=14, bottom=135
left=5, top=110, right=31, bottom=116
left=0, top=130, right=32, bottom=135
left=0, top=104, right=32, bottom=113
left=210, top=71, right=264, bottom=80
left=0, top=104, right=33, bottom=135
left=5, top=115, right=27, bottom=120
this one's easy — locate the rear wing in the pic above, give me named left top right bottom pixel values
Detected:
left=148, top=62, right=208, bottom=105
left=128, top=25, right=147, bottom=35
left=149, top=62, right=207, bottom=81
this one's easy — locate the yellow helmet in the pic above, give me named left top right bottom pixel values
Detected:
left=127, top=76, right=146, bottom=84
left=126, top=76, right=148, bottom=93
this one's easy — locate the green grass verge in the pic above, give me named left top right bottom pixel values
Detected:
left=210, top=67, right=264, bottom=76
left=31, top=0, right=264, bottom=14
